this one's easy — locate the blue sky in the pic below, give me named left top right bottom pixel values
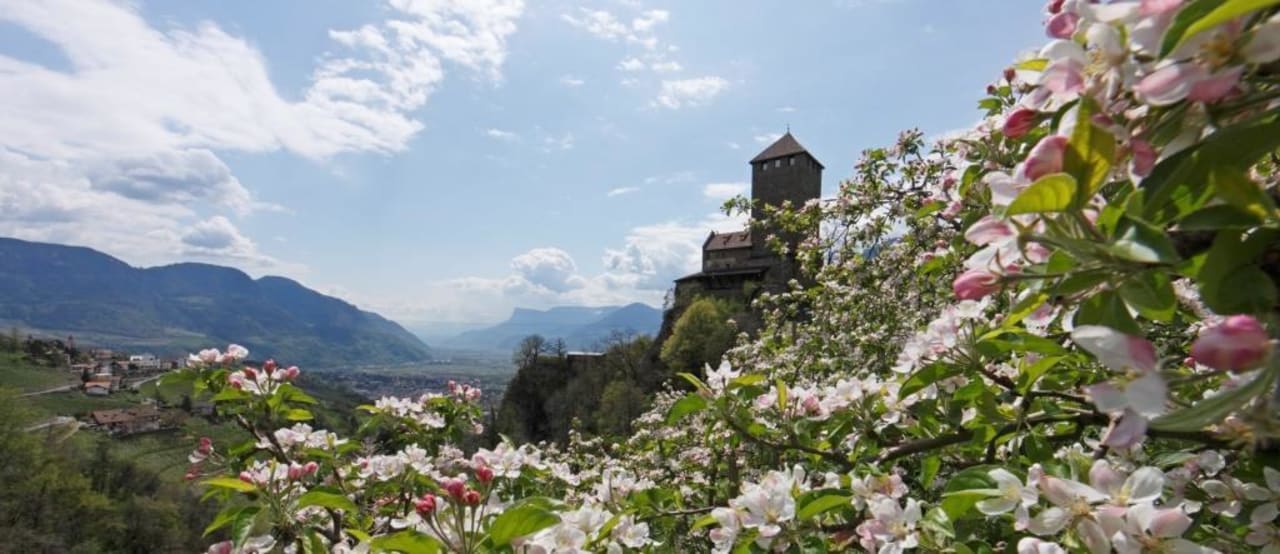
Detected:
left=0, top=0, right=1047, bottom=330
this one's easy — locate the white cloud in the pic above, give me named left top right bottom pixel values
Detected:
left=617, top=57, right=647, bottom=72
left=755, top=132, right=783, bottom=144
left=777, top=106, right=797, bottom=113
left=607, top=186, right=640, bottom=197
left=0, top=0, right=525, bottom=277
left=485, top=128, right=521, bottom=141
left=181, top=216, right=265, bottom=261
left=511, top=247, right=586, bottom=293
left=602, top=211, right=745, bottom=290
left=703, top=182, right=747, bottom=200
left=650, top=60, right=683, bottom=72
left=559, top=75, right=586, bottom=87
left=561, top=9, right=630, bottom=40
left=541, top=132, right=575, bottom=152
left=87, top=149, right=271, bottom=216
left=631, top=10, right=670, bottom=32
left=727, top=142, right=742, bottom=150
left=654, top=76, right=730, bottom=109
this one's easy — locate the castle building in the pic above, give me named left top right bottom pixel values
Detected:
left=674, top=132, right=823, bottom=297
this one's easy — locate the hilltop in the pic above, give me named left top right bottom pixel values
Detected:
left=0, top=237, right=431, bottom=367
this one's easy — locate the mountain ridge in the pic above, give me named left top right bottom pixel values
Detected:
left=444, top=302, right=661, bottom=352
left=0, top=237, right=430, bottom=368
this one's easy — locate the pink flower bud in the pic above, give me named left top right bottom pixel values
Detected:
left=1140, top=0, right=1184, bottom=16
left=1046, top=12, right=1079, bottom=39
left=282, top=366, right=300, bottom=381
left=415, top=494, right=438, bottom=516
left=1002, top=108, right=1039, bottom=139
left=476, top=464, right=495, bottom=484
left=198, top=436, right=213, bottom=455
left=1187, top=67, right=1243, bottom=104
left=953, top=269, right=1001, bottom=300
left=263, top=359, right=278, bottom=374
left=1135, top=63, right=1203, bottom=106
left=238, top=471, right=256, bottom=485
left=1023, top=135, right=1069, bottom=181
left=463, top=489, right=482, bottom=506
left=304, top=461, right=319, bottom=475
left=1130, top=139, right=1157, bottom=177
left=243, top=367, right=257, bottom=381
left=1190, top=315, right=1272, bottom=372
left=443, top=477, right=467, bottom=500
left=288, top=463, right=304, bottom=481
left=1046, top=0, right=1066, bottom=14
left=1004, top=67, right=1017, bottom=83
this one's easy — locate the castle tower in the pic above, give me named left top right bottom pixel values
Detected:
left=748, top=132, right=823, bottom=259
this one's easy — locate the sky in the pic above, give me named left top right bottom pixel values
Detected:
left=0, top=0, right=1050, bottom=332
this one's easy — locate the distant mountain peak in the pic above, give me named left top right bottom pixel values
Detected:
left=447, top=303, right=661, bottom=352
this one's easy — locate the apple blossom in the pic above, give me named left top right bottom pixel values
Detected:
left=1190, top=315, right=1272, bottom=372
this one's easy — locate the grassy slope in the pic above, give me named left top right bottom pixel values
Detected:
left=3, top=353, right=367, bottom=481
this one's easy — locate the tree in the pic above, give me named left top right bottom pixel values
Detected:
left=512, top=334, right=547, bottom=369
left=659, top=297, right=737, bottom=375
left=595, top=379, right=646, bottom=437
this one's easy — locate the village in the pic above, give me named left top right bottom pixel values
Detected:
left=12, top=334, right=196, bottom=436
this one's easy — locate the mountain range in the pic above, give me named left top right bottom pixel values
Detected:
left=442, top=303, right=662, bottom=352
left=0, top=238, right=430, bottom=367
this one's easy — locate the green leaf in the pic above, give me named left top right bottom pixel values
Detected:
left=203, top=505, right=259, bottom=537
left=370, top=531, right=442, bottom=554
left=1179, top=204, right=1265, bottom=230
left=798, top=494, right=852, bottom=520
left=1210, top=166, right=1278, bottom=221
left=1197, top=228, right=1280, bottom=314
left=676, top=372, right=711, bottom=395
left=1160, top=0, right=1228, bottom=57
left=666, top=394, right=708, bottom=425
left=1017, top=356, right=1063, bottom=394
left=775, top=379, right=789, bottom=413
left=284, top=408, right=314, bottom=421
left=1166, top=0, right=1280, bottom=56
left=296, top=488, right=357, bottom=513
left=921, top=456, right=941, bottom=488
left=201, top=477, right=257, bottom=493
left=922, top=506, right=956, bottom=541
left=277, top=383, right=318, bottom=405
left=1074, top=290, right=1141, bottom=335
left=691, top=514, right=719, bottom=531
left=488, top=504, right=560, bottom=547
left=1118, top=271, right=1177, bottom=322
left=1152, top=362, right=1279, bottom=432
left=899, top=363, right=962, bottom=399
left=1064, top=98, right=1115, bottom=200
left=1110, top=216, right=1180, bottom=264
left=1015, top=58, right=1048, bottom=71
left=728, top=373, right=767, bottom=389
left=1142, top=110, right=1280, bottom=224
left=1007, top=173, right=1078, bottom=215
left=1003, top=292, right=1049, bottom=328
left=211, top=388, right=251, bottom=403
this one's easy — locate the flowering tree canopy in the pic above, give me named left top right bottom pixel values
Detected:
left=172, top=1, right=1280, bottom=552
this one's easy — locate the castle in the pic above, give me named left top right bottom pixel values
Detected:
left=674, top=132, right=823, bottom=299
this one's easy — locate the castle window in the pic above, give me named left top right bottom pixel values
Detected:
left=774, top=159, right=782, bottom=168
left=760, top=161, right=766, bottom=171
left=789, top=156, right=795, bottom=166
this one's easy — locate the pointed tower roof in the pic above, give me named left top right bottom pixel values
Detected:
left=750, top=132, right=822, bottom=168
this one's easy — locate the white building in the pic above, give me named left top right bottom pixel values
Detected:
left=129, top=353, right=164, bottom=370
